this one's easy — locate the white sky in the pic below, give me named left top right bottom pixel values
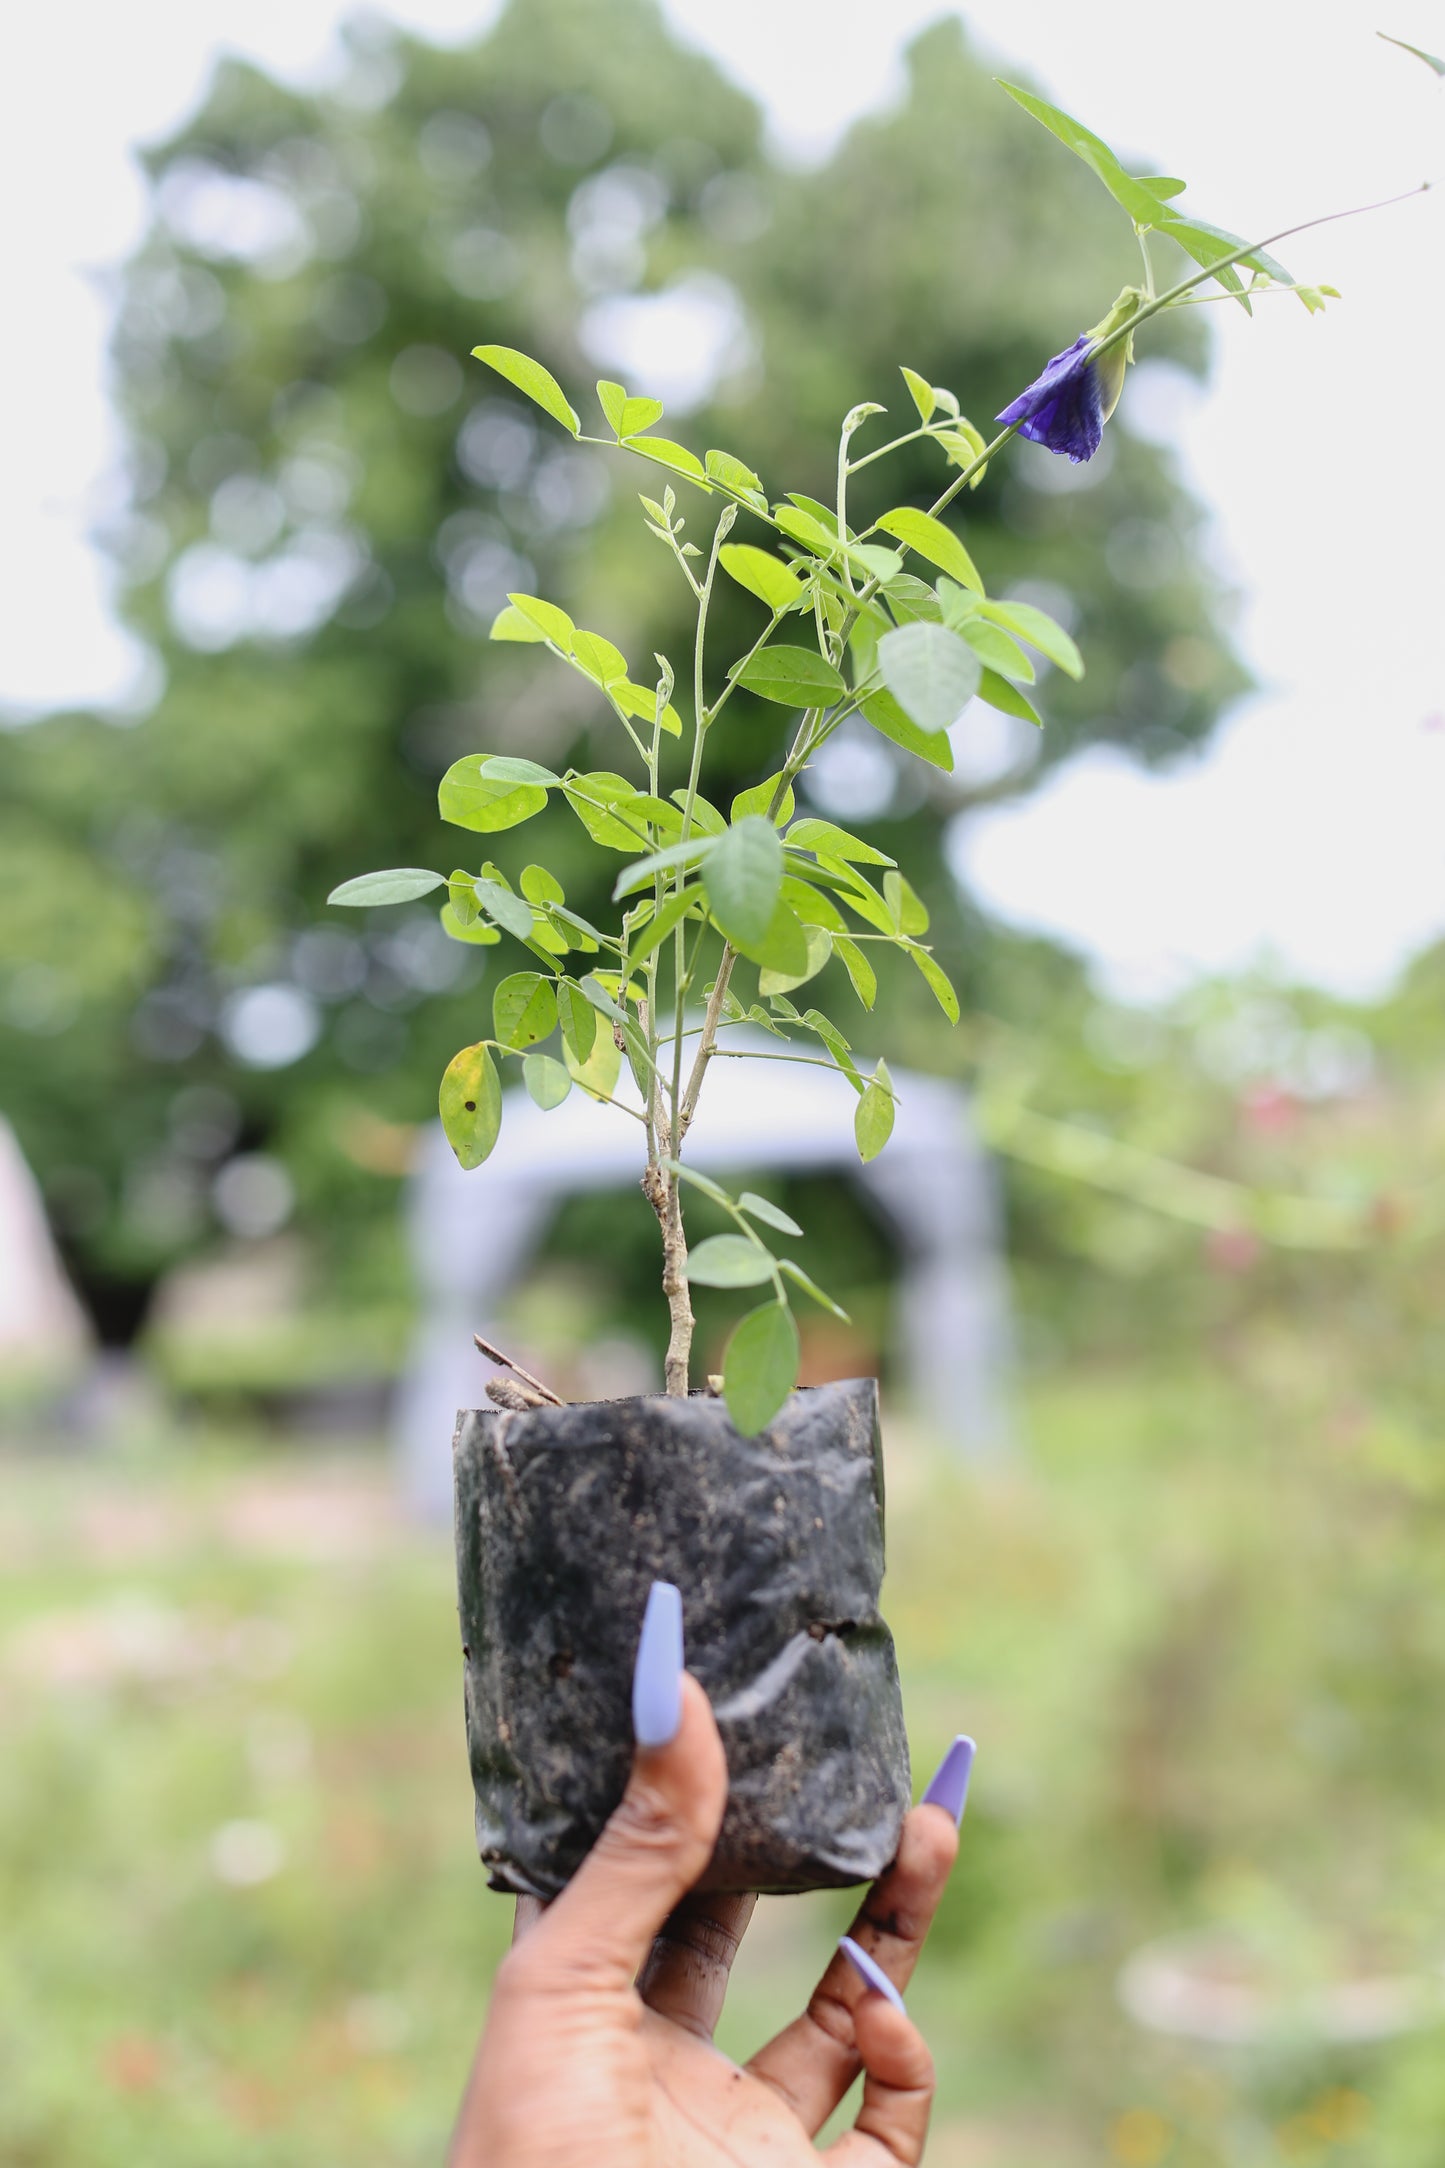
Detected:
left=3, top=0, right=1442, bottom=1000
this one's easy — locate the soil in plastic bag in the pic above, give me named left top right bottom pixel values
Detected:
left=453, top=1377, right=911, bottom=1897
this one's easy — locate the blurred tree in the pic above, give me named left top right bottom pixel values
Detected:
left=0, top=0, right=1245, bottom=1342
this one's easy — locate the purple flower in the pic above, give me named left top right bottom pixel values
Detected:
left=996, top=334, right=1106, bottom=463
left=997, top=288, right=1141, bottom=464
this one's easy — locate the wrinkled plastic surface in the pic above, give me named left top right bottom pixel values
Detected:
left=453, top=1379, right=911, bottom=1897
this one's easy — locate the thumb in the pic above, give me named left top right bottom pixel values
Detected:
left=531, top=1585, right=727, bottom=1987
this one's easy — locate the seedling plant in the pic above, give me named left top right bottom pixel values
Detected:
left=331, top=79, right=1389, bottom=1435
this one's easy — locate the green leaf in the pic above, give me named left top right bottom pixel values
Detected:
left=718, top=543, right=805, bottom=613
left=480, top=756, right=562, bottom=786
left=447, top=870, right=480, bottom=925
left=572, top=629, right=629, bottom=688
left=564, top=773, right=654, bottom=851
left=328, top=868, right=445, bottom=907
left=938, top=423, right=990, bottom=475
left=579, top=973, right=624, bottom=1022
left=597, top=380, right=665, bottom=439
left=834, top=936, right=877, bottom=1010
left=737, top=1192, right=803, bottom=1238
left=489, top=604, right=546, bottom=643
left=980, top=599, right=1083, bottom=680
left=702, top=817, right=784, bottom=948
left=440, top=1043, right=503, bottom=1170
left=549, top=905, right=603, bottom=951
left=855, top=1061, right=896, bottom=1163
left=995, top=81, right=1172, bottom=229
left=629, top=437, right=710, bottom=487
left=556, top=979, right=597, bottom=1064
left=730, top=646, right=846, bottom=707
left=758, top=924, right=831, bottom=995
left=824, top=863, right=897, bottom=935
left=906, top=943, right=960, bottom=1023
left=596, top=380, right=627, bottom=434
left=563, top=1026, right=621, bottom=1102
left=737, top=897, right=809, bottom=975
left=801, top=1007, right=863, bottom=1092
left=660, top=1157, right=733, bottom=1207
left=627, top=795, right=685, bottom=839
left=883, top=870, right=929, bottom=936
left=778, top=1259, right=849, bottom=1320
left=623, top=884, right=704, bottom=973
left=730, top=774, right=795, bottom=825
left=842, top=542, right=904, bottom=584
left=781, top=877, right=846, bottom=933
left=439, top=758, right=550, bottom=834
left=976, top=669, right=1042, bottom=725
left=520, top=865, right=565, bottom=907
left=1157, top=214, right=1294, bottom=312
left=474, top=878, right=536, bottom=942
left=746, top=1001, right=792, bottom=1039
left=619, top=1014, right=653, bottom=1096
left=522, top=1052, right=572, bottom=1110
left=860, top=688, right=955, bottom=771
left=722, top=1301, right=800, bottom=1436
left=877, top=622, right=981, bottom=736
left=612, top=680, right=683, bottom=737
left=1141, top=175, right=1187, bottom=200
left=1378, top=30, right=1445, bottom=74
left=492, top=972, right=558, bottom=1050
left=506, top=593, right=574, bottom=649
left=784, top=819, right=894, bottom=867
left=440, top=902, right=501, bottom=945
left=704, top=448, right=766, bottom=502
left=613, top=834, right=719, bottom=900
left=530, top=916, right=571, bottom=958
left=900, top=365, right=936, bottom=422
left=883, top=573, right=943, bottom=625
left=472, top=344, right=580, bottom=437
left=670, top=789, right=727, bottom=837
left=874, top=507, right=982, bottom=595
left=957, top=617, right=1035, bottom=681
left=773, top=505, right=839, bottom=556
left=686, top=1234, right=776, bottom=1289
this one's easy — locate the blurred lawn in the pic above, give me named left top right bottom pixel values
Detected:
left=5, top=1342, right=1445, bottom=2166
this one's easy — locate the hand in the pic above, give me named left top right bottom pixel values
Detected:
left=450, top=1583, right=974, bottom=2166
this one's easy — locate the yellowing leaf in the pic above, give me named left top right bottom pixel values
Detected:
left=439, top=1044, right=502, bottom=1170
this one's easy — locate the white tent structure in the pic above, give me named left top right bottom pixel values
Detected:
left=394, top=1034, right=1011, bottom=1518
left=0, top=1117, right=92, bottom=1379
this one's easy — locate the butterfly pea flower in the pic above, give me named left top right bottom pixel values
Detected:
left=997, top=288, right=1142, bottom=463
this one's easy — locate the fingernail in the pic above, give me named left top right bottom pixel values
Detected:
left=632, top=1581, right=684, bottom=1748
left=922, top=1735, right=976, bottom=1827
left=839, top=1936, right=907, bottom=2014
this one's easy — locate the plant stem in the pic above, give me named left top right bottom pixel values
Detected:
left=646, top=508, right=733, bottom=1396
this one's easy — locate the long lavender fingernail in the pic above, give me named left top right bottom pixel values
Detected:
left=839, top=1936, right=907, bottom=2014
left=922, top=1735, right=976, bottom=1827
left=632, top=1581, right=684, bottom=1747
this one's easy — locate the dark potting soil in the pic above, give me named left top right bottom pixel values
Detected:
left=453, top=1378, right=911, bottom=1897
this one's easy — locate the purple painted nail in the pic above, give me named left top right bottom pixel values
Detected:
left=839, top=1936, right=907, bottom=2014
left=632, top=1581, right=684, bottom=1748
left=922, top=1735, right=976, bottom=1827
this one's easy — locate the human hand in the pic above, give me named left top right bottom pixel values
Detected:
left=450, top=1583, right=974, bottom=2166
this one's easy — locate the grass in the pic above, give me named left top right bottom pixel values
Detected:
left=4, top=1335, right=1445, bottom=2165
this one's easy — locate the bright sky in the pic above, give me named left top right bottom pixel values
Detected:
left=4, top=0, right=1442, bottom=1000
